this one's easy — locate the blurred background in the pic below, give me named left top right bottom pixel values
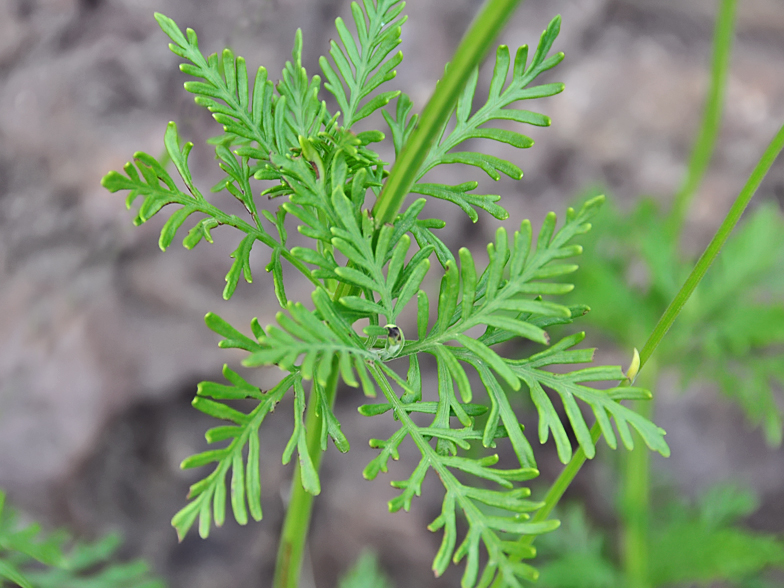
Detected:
left=1, top=0, right=783, bottom=586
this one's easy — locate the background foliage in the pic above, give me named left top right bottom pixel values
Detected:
left=0, top=491, right=163, bottom=588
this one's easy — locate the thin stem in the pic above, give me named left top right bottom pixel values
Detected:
left=372, top=0, right=523, bottom=226
left=272, top=365, right=340, bottom=588
left=666, top=0, right=738, bottom=236
left=492, top=122, right=784, bottom=585
left=640, top=122, right=784, bottom=367
left=621, top=365, right=656, bottom=588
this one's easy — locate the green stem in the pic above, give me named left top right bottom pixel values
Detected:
left=372, top=0, right=523, bottom=226
left=640, top=122, right=784, bottom=367
left=559, top=122, right=784, bottom=502
left=272, top=365, right=340, bottom=588
left=492, top=121, right=784, bottom=586
left=666, top=0, right=737, bottom=236
left=621, top=365, right=656, bottom=588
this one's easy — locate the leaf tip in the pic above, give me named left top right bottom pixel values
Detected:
left=548, top=14, right=563, bottom=33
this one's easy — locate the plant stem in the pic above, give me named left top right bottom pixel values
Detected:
left=272, top=365, right=340, bottom=588
left=528, top=0, right=748, bottom=538
left=372, top=0, right=523, bottom=226
left=568, top=121, right=784, bottom=489
left=492, top=122, right=784, bottom=586
left=666, top=0, right=737, bottom=236
left=640, top=122, right=784, bottom=366
left=621, top=365, right=656, bottom=588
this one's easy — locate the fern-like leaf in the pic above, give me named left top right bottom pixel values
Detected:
left=176, top=309, right=357, bottom=539
left=103, top=10, right=674, bottom=584
left=154, top=13, right=274, bottom=151
left=401, top=197, right=670, bottom=466
left=320, top=0, right=406, bottom=128
left=412, top=182, right=509, bottom=223
left=490, top=333, right=667, bottom=462
left=421, top=16, right=563, bottom=179
left=411, top=198, right=595, bottom=390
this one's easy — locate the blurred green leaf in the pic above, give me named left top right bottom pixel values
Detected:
left=339, top=551, right=393, bottom=588
left=0, top=491, right=163, bottom=588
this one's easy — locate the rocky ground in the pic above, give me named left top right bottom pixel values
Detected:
left=1, top=0, right=783, bottom=586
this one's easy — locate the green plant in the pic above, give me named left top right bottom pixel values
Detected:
left=0, top=490, right=163, bottom=588
left=99, top=0, right=784, bottom=586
